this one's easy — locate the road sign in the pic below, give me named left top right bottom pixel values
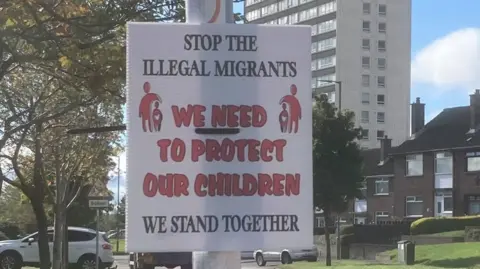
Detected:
left=88, top=199, right=109, bottom=208
left=126, top=22, right=312, bottom=253
left=88, top=180, right=112, bottom=200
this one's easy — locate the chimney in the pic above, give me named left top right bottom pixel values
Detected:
left=411, top=97, right=425, bottom=135
left=380, top=135, right=392, bottom=161
left=470, top=89, right=480, bottom=131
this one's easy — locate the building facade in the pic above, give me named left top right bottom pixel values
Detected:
left=354, top=91, right=480, bottom=223
left=244, top=0, right=411, bottom=148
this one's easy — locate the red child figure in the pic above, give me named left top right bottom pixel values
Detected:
left=152, top=101, right=163, bottom=132
left=139, top=82, right=161, bottom=132
left=279, top=84, right=302, bottom=133
left=279, top=103, right=289, bottom=133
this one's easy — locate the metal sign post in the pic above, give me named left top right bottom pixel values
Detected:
left=88, top=181, right=113, bottom=269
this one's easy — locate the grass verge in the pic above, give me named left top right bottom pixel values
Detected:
left=280, top=242, right=480, bottom=268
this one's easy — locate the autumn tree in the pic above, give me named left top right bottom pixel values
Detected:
left=312, top=95, right=364, bottom=266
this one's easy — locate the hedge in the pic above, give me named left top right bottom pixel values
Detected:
left=0, top=223, right=20, bottom=239
left=411, top=216, right=480, bottom=235
left=0, top=231, right=8, bottom=241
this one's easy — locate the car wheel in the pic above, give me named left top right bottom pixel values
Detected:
left=255, top=253, right=266, bottom=267
left=0, top=252, right=21, bottom=269
left=78, top=255, right=103, bottom=269
left=281, top=252, right=292, bottom=264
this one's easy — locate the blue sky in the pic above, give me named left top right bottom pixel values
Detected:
left=108, top=0, right=480, bottom=198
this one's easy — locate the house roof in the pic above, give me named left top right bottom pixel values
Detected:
left=392, top=106, right=480, bottom=155
left=361, top=148, right=394, bottom=176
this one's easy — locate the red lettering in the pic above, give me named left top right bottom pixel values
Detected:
left=209, top=173, right=225, bottom=196
left=157, top=139, right=171, bottom=162
left=285, top=174, right=301, bottom=196
left=171, top=105, right=206, bottom=127
left=194, top=174, right=208, bottom=197
left=143, top=173, right=158, bottom=197
left=226, top=105, right=239, bottom=127
left=239, top=105, right=252, bottom=127
left=171, top=138, right=186, bottom=162
left=210, top=105, right=267, bottom=128
left=157, top=139, right=186, bottom=162
left=142, top=173, right=190, bottom=197
left=191, top=139, right=205, bottom=162
left=272, top=173, right=285, bottom=196
left=211, top=105, right=226, bottom=127
left=192, top=173, right=299, bottom=197
left=189, top=138, right=286, bottom=162
left=258, top=173, right=273, bottom=196
left=252, top=105, right=267, bottom=127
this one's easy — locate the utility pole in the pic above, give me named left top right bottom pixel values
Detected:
left=116, top=155, right=121, bottom=253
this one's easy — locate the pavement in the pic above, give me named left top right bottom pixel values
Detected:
left=114, top=255, right=281, bottom=269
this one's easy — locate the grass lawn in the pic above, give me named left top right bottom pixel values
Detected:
left=110, top=239, right=126, bottom=254
left=427, top=230, right=464, bottom=237
left=280, top=242, right=480, bottom=268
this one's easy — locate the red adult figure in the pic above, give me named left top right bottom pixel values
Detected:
left=279, top=84, right=302, bottom=133
left=139, top=82, right=162, bottom=132
left=279, top=103, right=289, bottom=133
left=152, top=101, right=163, bottom=132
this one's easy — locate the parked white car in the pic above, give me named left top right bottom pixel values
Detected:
left=253, top=246, right=318, bottom=266
left=0, top=227, right=115, bottom=269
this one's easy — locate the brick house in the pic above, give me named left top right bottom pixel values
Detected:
left=356, top=90, right=480, bottom=222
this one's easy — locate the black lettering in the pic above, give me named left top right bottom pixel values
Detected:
left=143, top=59, right=156, bottom=76
left=220, top=214, right=299, bottom=232
left=184, top=34, right=193, bottom=50
left=224, top=35, right=258, bottom=51
left=142, top=216, right=167, bottom=233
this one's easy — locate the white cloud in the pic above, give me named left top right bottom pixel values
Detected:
left=411, top=28, right=480, bottom=91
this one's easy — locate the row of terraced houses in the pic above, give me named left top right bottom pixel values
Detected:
left=349, top=90, right=480, bottom=224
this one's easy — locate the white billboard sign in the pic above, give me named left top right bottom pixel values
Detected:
left=126, top=22, right=312, bottom=252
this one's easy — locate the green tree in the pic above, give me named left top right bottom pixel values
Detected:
left=312, top=95, right=364, bottom=266
left=0, top=184, right=37, bottom=234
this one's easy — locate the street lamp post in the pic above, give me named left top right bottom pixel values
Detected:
left=316, top=80, right=342, bottom=111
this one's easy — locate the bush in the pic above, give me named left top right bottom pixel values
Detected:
left=465, top=228, right=480, bottom=242
left=0, top=231, right=8, bottom=241
left=411, top=216, right=480, bottom=235
left=0, top=223, right=21, bottom=239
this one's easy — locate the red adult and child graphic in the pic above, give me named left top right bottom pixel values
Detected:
left=138, top=82, right=302, bottom=134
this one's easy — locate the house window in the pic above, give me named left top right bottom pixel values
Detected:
left=468, top=196, right=480, bottom=215
left=311, top=60, right=317, bottom=71
left=435, top=152, right=453, bottom=174
left=379, top=22, right=386, bottom=33
left=406, top=196, right=423, bottom=217
left=406, top=154, right=423, bottom=176
left=361, top=129, right=369, bottom=140
left=362, top=56, right=370, bottom=68
left=375, top=211, right=389, bottom=223
left=379, top=4, right=387, bottom=16
left=361, top=111, right=369, bottom=123
left=363, top=2, right=370, bottom=14
left=378, top=40, right=386, bottom=52
left=377, top=112, right=385, bottom=123
left=362, top=39, right=370, bottom=50
left=378, top=58, right=386, bottom=70
left=311, top=42, right=317, bottom=53
left=375, top=179, right=389, bottom=195
left=436, top=191, right=453, bottom=215
left=363, top=21, right=370, bottom=32
left=362, top=92, right=370, bottom=104
left=377, top=94, right=385, bottom=105
left=362, top=75, right=370, bottom=87
left=466, top=152, right=480, bottom=172
left=360, top=181, right=367, bottom=199
left=377, top=130, right=385, bottom=139
left=311, top=25, right=317, bottom=36
left=377, top=76, right=386, bottom=88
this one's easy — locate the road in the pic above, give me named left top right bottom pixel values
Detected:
left=114, top=255, right=281, bottom=269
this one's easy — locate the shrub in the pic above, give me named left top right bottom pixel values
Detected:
left=411, top=216, right=480, bottom=235
left=466, top=228, right=480, bottom=241
left=0, top=223, right=21, bottom=239
left=0, top=231, right=8, bottom=241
